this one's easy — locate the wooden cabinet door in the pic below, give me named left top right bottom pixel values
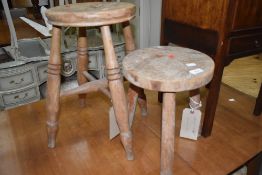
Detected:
left=232, top=0, right=262, bottom=31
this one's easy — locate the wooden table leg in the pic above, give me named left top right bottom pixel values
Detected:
left=101, top=25, right=134, bottom=160
left=77, top=27, right=88, bottom=107
left=254, top=83, right=262, bottom=116
left=161, top=92, right=175, bottom=175
left=46, top=26, right=62, bottom=148
left=123, top=21, right=147, bottom=117
left=202, top=35, right=227, bottom=137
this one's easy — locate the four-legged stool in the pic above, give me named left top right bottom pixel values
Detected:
left=123, top=46, right=214, bottom=174
left=45, top=2, right=138, bottom=160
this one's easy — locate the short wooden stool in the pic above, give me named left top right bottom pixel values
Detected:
left=45, top=2, right=138, bottom=160
left=123, top=46, right=215, bottom=174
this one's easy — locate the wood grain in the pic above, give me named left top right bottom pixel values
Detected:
left=77, top=27, right=88, bottom=107
left=0, top=84, right=261, bottom=175
left=162, top=0, right=228, bottom=31
left=46, top=26, right=62, bottom=148
left=122, top=21, right=147, bottom=117
left=123, top=46, right=214, bottom=92
left=45, top=2, right=135, bottom=27
left=101, top=25, right=133, bottom=160
left=232, top=0, right=262, bottom=30
left=161, top=92, right=176, bottom=175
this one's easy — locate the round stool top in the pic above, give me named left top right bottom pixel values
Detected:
left=123, top=46, right=215, bottom=92
left=45, top=2, right=135, bottom=27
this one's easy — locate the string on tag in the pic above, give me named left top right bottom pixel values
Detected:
left=189, top=97, right=202, bottom=113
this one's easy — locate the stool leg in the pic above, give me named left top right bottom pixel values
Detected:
left=46, top=26, right=62, bottom=148
left=101, top=25, right=134, bottom=160
left=77, top=27, right=88, bottom=107
left=127, top=84, right=147, bottom=122
left=161, top=92, right=175, bottom=175
left=122, top=21, right=147, bottom=117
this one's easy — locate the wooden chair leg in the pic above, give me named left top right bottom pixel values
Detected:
left=161, top=92, right=175, bottom=175
left=101, top=25, right=134, bottom=160
left=77, top=27, right=88, bottom=107
left=122, top=21, right=147, bottom=116
left=253, top=83, right=262, bottom=116
left=46, top=26, right=62, bottom=148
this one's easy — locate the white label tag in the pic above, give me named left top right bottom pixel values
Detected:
left=186, top=63, right=196, bottom=67
left=189, top=68, right=204, bottom=75
left=109, top=107, right=119, bottom=140
left=180, top=108, right=201, bottom=140
left=109, top=106, right=134, bottom=140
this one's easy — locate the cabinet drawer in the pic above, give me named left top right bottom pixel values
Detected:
left=228, top=33, right=262, bottom=56
left=0, top=69, right=35, bottom=91
left=2, top=86, right=40, bottom=106
left=36, top=62, right=48, bottom=84
left=88, top=51, right=99, bottom=70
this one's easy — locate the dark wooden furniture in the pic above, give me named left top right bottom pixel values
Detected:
left=45, top=2, right=137, bottom=160
left=161, top=0, right=262, bottom=137
left=254, top=83, right=262, bottom=116
left=123, top=46, right=214, bottom=175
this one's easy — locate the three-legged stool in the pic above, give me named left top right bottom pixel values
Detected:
left=45, top=2, right=139, bottom=160
left=123, top=46, right=215, bottom=174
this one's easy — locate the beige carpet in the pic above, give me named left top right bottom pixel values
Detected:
left=222, top=54, right=262, bottom=97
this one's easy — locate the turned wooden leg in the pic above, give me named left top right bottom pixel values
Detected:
left=161, top=92, right=175, bottom=175
left=46, top=26, right=62, bottom=148
left=77, top=27, right=88, bottom=107
left=101, top=25, right=134, bottom=160
left=123, top=21, right=147, bottom=117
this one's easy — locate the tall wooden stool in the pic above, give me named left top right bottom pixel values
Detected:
left=45, top=2, right=139, bottom=160
left=123, top=46, right=215, bottom=174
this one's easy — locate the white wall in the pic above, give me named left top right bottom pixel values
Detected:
left=121, top=0, right=162, bottom=49
left=139, top=0, right=162, bottom=48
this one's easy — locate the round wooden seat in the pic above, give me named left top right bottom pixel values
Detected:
left=123, top=46, right=215, bottom=92
left=45, top=2, right=135, bottom=27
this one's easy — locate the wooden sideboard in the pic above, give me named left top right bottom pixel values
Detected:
left=161, top=0, right=262, bottom=136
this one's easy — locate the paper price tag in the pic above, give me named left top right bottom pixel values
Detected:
left=189, top=68, right=204, bottom=75
left=179, top=108, right=201, bottom=140
left=109, top=106, right=134, bottom=140
left=186, top=63, right=196, bottom=67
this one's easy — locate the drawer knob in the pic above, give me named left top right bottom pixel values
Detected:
left=9, top=78, right=24, bottom=85
left=14, top=92, right=28, bottom=100
left=255, top=40, right=261, bottom=48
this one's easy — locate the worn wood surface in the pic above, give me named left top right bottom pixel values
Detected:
left=45, top=2, right=135, bottom=27
left=0, top=84, right=261, bottom=175
left=46, top=26, right=62, bottom=148
left=122, top=21, right=147, bottom=117
left=161, top=92, right=176, bottom=175
left=77, top=27, right=88, bottom=107
left=100, top=25, right=133, bottom=160
left=123, top=46, right=214, bottom=92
